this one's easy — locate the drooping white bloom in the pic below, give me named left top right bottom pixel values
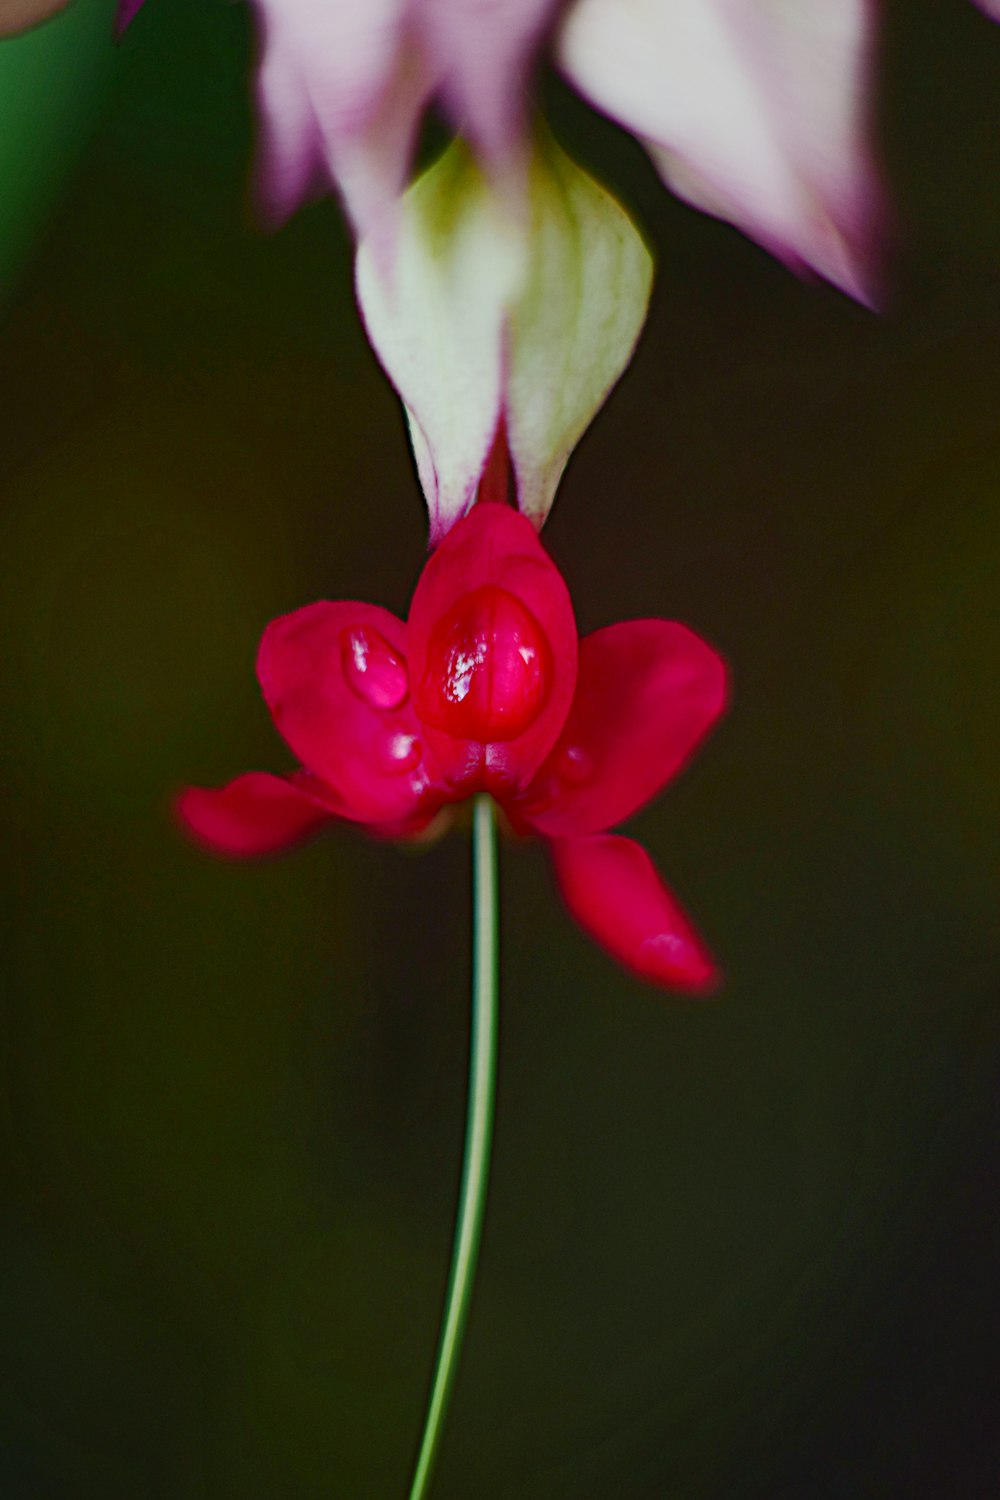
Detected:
left=356, top=131, right=653, bottom=539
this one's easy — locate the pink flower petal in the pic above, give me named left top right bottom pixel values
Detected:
left=550, top=833, right=719, bottom=992
left=252, top=0, right=436, bottom=241
left=515, top=619, right=727, bottom=839
left=253, top=12, right=326, bottom=224
left=257, top=599, right=443, bottom=825
left=176, top=771, right=336, bottom=858
left=558, top=0, right=883, bottom=304
left=420, top=0, right=560, bottom=163
left=407, top=504, right=577, bottom=795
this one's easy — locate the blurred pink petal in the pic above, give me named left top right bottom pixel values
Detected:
left=176, top=771, right=336, bottom=857
left=550, top=834, right=719, bottom=992
left=0, top=0, right=70, bottom=33
left=420, top=0, right=559, bottom=162
left=252, top=0, right=559, bottom=240
left=558, top=0, right=883, bottom=303
left=252, top=0, right=436, bottom=242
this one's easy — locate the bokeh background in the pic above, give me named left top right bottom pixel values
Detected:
left=1, top=2, right=998, bottom=1495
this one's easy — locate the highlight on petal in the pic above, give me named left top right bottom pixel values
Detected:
left=974, top=0, right=1000, bottom=18
left=356, top=130, right=653, bottom=539
left=516, top=619, right=727, bottom=838
left=407, top=504, right=577, bottom=795
left=507, top=129, right=653, bottom=527
left=558, top=0, right=883, bottom=304
left=550, top=833, right=719, bottom=992
left=176, top=772, right=335, bottom=858
left=356, top=139, right=526, bottom=542
left=257, top=599, right=441, bottom=825
left=252, top=0, right=435, bottom=241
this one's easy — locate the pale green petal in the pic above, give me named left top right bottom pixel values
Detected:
left=507, top=132, right=653, bottom=527
left=356, top=131, right=653, bottom=539
left=355, top=142, right=525, bottom=542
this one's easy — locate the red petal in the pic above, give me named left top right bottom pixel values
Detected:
left=176, top=772, right=335, bottom=859
left=257, top=600, right=444, bottom=825
left=550, top=834, right=719, bottom=992
left=515, top=620, right=726, bottom=838
left=407, top=505, right=577, bottom=795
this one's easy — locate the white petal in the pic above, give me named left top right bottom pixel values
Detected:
left=356, top=133, right=653, bottom=539
left=355, top=143, right=526, bottom=542
left=506, top=133, right=653, bottom=527
left=558, top=0, right=882, bottom=304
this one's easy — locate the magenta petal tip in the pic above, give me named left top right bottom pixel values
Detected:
left=115, top=0, right=146, bottom=38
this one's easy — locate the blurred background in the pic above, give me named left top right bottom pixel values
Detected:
left=0, top=1, right=998, bottom=1495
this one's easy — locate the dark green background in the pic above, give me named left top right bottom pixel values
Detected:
left=1, top=2, right=998, bottom=1495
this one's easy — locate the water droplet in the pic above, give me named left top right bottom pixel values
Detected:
left=341, top=625, right=409, bottom=709
left=418, top=585, right=551, bottom=742
left=376, top=731, right=422, bottom=775
left=557, top=744, right=592, bottom=784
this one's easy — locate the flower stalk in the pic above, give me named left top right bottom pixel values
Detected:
left=409, top=793, right=500, bottom=1500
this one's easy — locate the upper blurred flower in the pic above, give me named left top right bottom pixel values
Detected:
left=258, top=0, right=884, bottom=302
left=252, top=0, right=557, bottom=244
left=178, top=497, right=727, bottom=991
left=120, top=0, right=883, bottom=302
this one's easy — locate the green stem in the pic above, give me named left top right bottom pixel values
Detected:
left=408, top=794, right=500, bottom=1500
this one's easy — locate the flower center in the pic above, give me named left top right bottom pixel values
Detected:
left=419, top=585, right=551, bottom=742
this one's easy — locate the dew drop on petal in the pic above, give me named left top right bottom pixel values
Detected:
left=640, top=933, right=690, bottom=964
left=556, top=744, right=592, bottom=783
left=376, top=731, right=423, bottom=775
left=419, top=585, right=551, bottom=742
left=341, top=625, right=409, bottom=709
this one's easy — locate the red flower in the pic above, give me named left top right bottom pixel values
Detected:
left=178, top=502, right=727, bottom=992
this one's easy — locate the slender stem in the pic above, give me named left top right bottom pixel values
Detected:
left=408, top=794, right=500, bottom=1500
